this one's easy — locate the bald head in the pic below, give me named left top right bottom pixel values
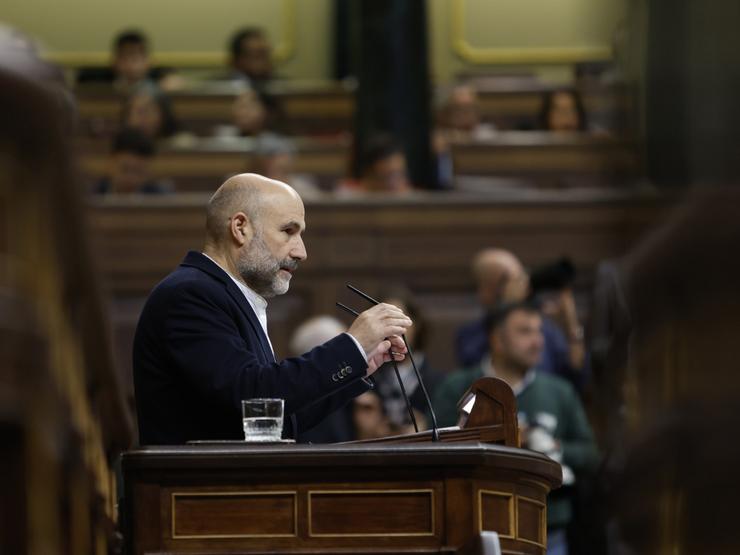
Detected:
left=203, top=173, right=307, bottom=298
left=205, top=173, right=300, bottom=244
left=472, top=248, right=529, bottom=307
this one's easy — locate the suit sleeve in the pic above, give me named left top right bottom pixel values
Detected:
left=163, top=280, right=369, bottom=421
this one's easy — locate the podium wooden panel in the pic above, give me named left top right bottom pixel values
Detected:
left=122, top=379, right=560, bottom=554
left=122, top=442, right=561, bottom=555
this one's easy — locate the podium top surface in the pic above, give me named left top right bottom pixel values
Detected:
left=122, top=442, right=562, bottom=487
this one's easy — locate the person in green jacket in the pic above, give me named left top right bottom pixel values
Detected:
left=434, top=301, right=599, bottom=555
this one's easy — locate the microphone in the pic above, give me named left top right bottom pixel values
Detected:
left=346, top=284, right=441, bottom=442
left=336, top=301, right=420, bottom=433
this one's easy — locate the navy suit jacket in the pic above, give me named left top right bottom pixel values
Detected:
left=133, top=251, right=370, bottom=445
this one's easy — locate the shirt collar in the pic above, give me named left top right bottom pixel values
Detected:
left=482, top=356, right=536, bottom=396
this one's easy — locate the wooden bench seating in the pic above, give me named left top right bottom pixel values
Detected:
left=79, top=133, right=637, bottom=192
left=75, top=82, right=627, bottom=137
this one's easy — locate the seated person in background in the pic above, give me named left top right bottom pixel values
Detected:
left=93, top=128, right=172, bottom=194
left=289, top=316, right=356, bottom=443
left=232, top=88, right=268, bottom=136
left=76, top=30, right=179, bottom=91
left=436, top=84, right=497, bottom=141
left=373, top=287, right=442, bottom=434
left=353, top=391, right=392, bottom=441
left=252, top=133, right=321, bottom=199
left=435, top=301, right=599, bottom=555
left=338, top=134, right=413, bottom=195
left=456, top=249, right=586, bottom=384
left=229, top=27, right=273, bottom=86
left=227, top=28, right=283, bottom=128
left=537, top=89, right=588, bottom=133
left=120, top=84, right=180, bottom=142
left=433, top=83, right=497, bottom=188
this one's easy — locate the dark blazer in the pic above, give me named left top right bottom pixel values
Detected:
left=133, top=251, right=370, bottom=445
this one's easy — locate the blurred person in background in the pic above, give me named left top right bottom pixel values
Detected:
left=538, top=89, right=588, bottom=133
left=436, top=84, right=497, bottom=141
left=529, top=257, right=588, bottom=388
left=121, top=84, right=189, bottom=144
left=229, top=27, right=273, bottom=86
left=456, top=249, right=586, bottom=384
left=436, top=301, right=599, bottom=555
left=433, top=84, right=497, bottom=188
left=93, top=127, right=172, bottom=194
left=289, top=316, right=356, bottom=443
left=232, top=88, right=268, bottom=136
left=252, top=133, right=321, bottom=199
left=339, top=134, right=413, bottom=195
left=76, top=30, right=180, bottom=91
left=227, top=28, right=283, bottom=129
left=373, top=287, right=442, bottom=434
left=353, top=391, right=392, bottom=441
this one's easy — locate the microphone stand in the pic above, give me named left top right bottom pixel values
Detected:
left=336, top=302, right=419, bottom=433
left=346, top=284, right=441, bottom=442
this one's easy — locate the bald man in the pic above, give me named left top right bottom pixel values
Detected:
left=133, top=174, right=411, bottom=444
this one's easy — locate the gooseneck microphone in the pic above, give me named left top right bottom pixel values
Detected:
left=345, top=284, right=441, bottom=442
left=336, top=301, right=420, bottom=433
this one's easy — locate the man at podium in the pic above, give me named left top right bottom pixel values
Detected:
left=133, top=174, right=412, bottom=444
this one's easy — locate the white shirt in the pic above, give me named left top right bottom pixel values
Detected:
left=202, top=253, right=367, bottom=362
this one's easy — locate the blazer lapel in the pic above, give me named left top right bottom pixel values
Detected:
left=223, top=281, right=276, bottom=363
left=181, top=251, right=276, bottom=362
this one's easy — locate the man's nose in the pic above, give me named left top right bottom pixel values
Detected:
left=291, top=236, right=307, bottom=261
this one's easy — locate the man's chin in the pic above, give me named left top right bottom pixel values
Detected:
left=271, top=275, right=291, bottom=296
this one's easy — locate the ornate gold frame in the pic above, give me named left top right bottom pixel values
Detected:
left=450, top=0, right=611, bottom=64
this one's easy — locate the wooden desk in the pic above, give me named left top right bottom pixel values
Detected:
left=76, top=84, right=354, bottom=136
left=80, top=138, right=350, bottom=191
left=79, top=134, right=636, bottom=192
left=75, top=82, right=625, bottom=136
left=451, top=133, right=638, bottom=178
left=475, top=83, right=627, bottom=129
left=122, top=442, right=561, bottom=555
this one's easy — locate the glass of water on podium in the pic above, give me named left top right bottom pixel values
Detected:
left=241, top=398, right=284, bottom=441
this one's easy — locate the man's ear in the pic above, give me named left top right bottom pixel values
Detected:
left=230, top=212, right=253, bottom=247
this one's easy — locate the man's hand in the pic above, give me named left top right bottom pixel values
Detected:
left=347, top=303, right=412, bottom=375
left=365, top=336, right=407, bottom=376
left=348, top=303, right=412, bottom=353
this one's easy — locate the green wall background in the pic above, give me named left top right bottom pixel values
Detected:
left=3, top=0, right=624, bottom=83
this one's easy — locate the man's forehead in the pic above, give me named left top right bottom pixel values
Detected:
left=508, top=310, right=541, bottom=325
left=262, top=192, right=305, bottom=227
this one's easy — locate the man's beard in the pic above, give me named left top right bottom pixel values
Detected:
left=237, top=233, right=298, bottom=298
left=509, top=348, right=541, bottom=374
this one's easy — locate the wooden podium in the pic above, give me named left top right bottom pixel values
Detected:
left=121, top=379, right=562, bottom=555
